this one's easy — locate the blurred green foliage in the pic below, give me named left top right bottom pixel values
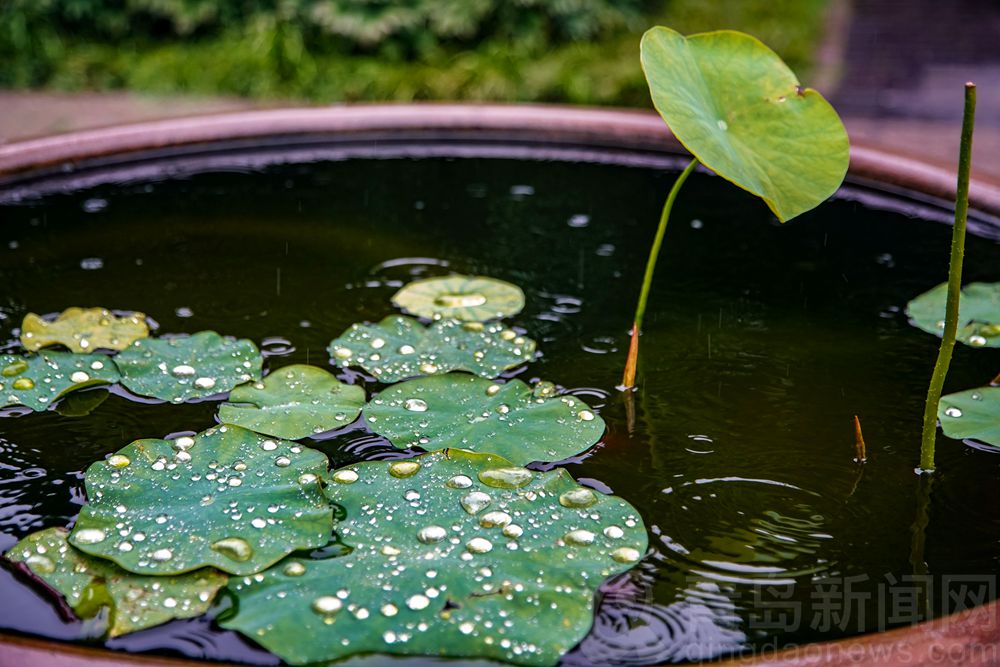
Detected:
left=0, top=0, right=829, bottom=106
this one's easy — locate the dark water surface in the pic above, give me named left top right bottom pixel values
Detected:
left=0, top=156, right=998, bottom=665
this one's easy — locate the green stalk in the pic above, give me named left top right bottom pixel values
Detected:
left=621, top=157, right=699, bottom=389
left=919, top=82, right=976, bottom=471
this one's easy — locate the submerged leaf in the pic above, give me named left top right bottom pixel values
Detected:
left=906, top=282, right=1000, bottom=348
left=218, top=364, right=365, bottom=440
left=939, top=386, right=1000, bottom=448
left=392, top=275, right=525, bottom=321
left=115, top=331, right=263, bottom=402
left=641, top=27, right=849, bottom=221
left=328, top=316, right=536, bottom=382
left=7, top=527, right=226, bottom=637
left=70, top=425, right=332, bottom=575
left=21, top=307, right=150, bottom=353
left=221, top=449, right=647, bottom=666
left=1, top=352, right=120, bottom=412
left=364, top=374, right=605, bottom=465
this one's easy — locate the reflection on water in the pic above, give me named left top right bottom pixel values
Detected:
left=0, top=156, right=999, bottom=664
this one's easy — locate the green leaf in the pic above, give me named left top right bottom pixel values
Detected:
left=392, top=275, right=525, bottom=321
left=20, top=307, right=150, bottom=353
left=906, top=282, right=1000, bottom=348
left=328, top=316, right=536, bottom=382
left=939, top=386, right=1000, bottom=448
left=364, top=374, right=605, bottom=465
left=221, top=449, right=647, bottom=666
left=6, top=527, right=227, bottom=637
left=218, top=364, right=365, bottom=440
left=1, top=352, right=120, bottom=412
left=640, top=26, right=849, bottom=221
left=115, top=331, right=263, bottom=402
left=70, top=425, right=333, bottom=575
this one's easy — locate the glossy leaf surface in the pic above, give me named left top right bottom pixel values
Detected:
left=906, top=282, right=1000, bottom=348
left=21, top=307, right=149, bottom=353
left=1, top=352, right=119, bottom=411
left=939, top=386, right=1000, bottom=447
left=392, top=275, right=525, bottom=321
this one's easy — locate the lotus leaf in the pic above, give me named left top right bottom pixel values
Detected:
left=20, top=307, right=150, bottom=353
left=938, top=386, right=1000, bottom=448
left=115, top=331, right=263, bottom=402
left=364, top=374, right=605, bottom=465
left=328, top=316, right=536, bottom=382
left=392, top=275, right=525, bottom=321
left=906, top=282, right=1000, bottom=348
left=7, top=527, right=226, bottom=637
left=1, top=352, right=120, bottom=411
left=218, top=364, right=365, bottom=440
left=640, top=27, right=849, bottom=221
left=70, top=425, right=332, bottom=575
left=221, top=449, right=647, bottom=666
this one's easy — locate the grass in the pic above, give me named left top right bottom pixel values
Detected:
left=1, top=0, right=830, bottom=106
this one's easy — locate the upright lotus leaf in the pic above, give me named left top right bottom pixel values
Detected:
left=640, top=27, right=849, bottom=221
left=20, top=307, right=150, bottom=353
left=392, top=275, right=525, bottom=321
left=218, top=364, right=365, bottom=440
left=328, top=316, right=536, bottom=382
left=364, top=374, right=605, bottom=465
left=1, top=352, right=120, bottom=411
left=115, top=331, right=263, bottom=402
left=221, top=449, right=648, bottom=666
left=70, top=425, right=332, bottom=576
left=938, top=386, right=1000, bottom=448
left=906, top=282, right=1000, bottom=348
left=7, top=527, right=227, bottom=637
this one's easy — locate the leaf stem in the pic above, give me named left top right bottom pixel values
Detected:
left=621, top=157, right=699, bottom=389
left=919, top=82, right=976, bottom=472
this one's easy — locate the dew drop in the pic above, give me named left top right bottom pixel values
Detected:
left=70, top=371, right=90, bottom=383
left=261, top=440, right=278, bottom=451
left=381, top=603, right=398, bottom=617
left=461, top=491, right=491, bottom=514
left=944, top=407, right=963, bottom=418
left=459, top=621, right=475, bottom=635
left=12, top=377, right=34, bottom=391
left=212, top=537, right=253, bottom=562
left=564, top=529, right=596, bottom=545
left=398, top=344, right=416, bottom=355
left=604, top=526, right=625, bottom=539
left=485, top=384, right=501, bottom=397
left=404, top=398, right=428, bottom=412
left=312, top=596, right=343, bottom=615
left=251, top=518, right=267, bottom=529
left=466, top=537, right=493, bottom=554
left=107, top=454, right=131, bottom=468
left=173, top=437, right=195, bottom=451
left=419, top=362, right=439, bottom=374
left=275, top=456, right=291, bottom=467
left=480, top=511, right=513, bottom=528
left=284, top=562, right=306, bottom=576
left=446, top=475, right=473, bottom=489
left=502, top=524, right=523, bottom=538
left=74, top=528, right=107, bottom=545
left=152, top=548, right=173, bottom=561
left=417, top=525, right=447, bottom=544
left=163, top=597, right=178, bottom=609
left=26, top=555, right=55, bottom=574
left=577, top=409, right=596, bottom=422
left=435, top=293, right=487, bottom=308
left=172, top=365, right=195, bottom=377
left=333, top=347, right=352, bottom=360
left=299, top=473, right=319, bottom=484
left=559, top=488, right=598, bottom=508
left=194, top=377, right=216, bottom=390
left=389, top=461, right=421, bottom=478
left=406, top=594, right=430, bottom=610
left=610, top=547, right=641, bottom=563
left=2, top=359, right=28, bottom=377
left=969, top=335, right=987, bottom=347
left=333, top=469, right=359, bottom=484
left=478, top=467, right=532, bottom=489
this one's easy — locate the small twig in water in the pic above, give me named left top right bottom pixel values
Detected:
left=853, top=415, right=867, bottom=464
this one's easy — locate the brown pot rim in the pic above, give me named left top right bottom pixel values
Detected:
left=0, top=102, right=997, bottom=667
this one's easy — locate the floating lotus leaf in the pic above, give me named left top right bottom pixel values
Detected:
left=328, top=316, right=536, bottom=382
left=7, top=527, right=227, bottom=637
left=70, top=425, right=332, bottom=576
left=218, top=364, right=365, bottom=440
left=20, top=307, right=150, bottom=353
left=938, top=386, right=1000, bottom=448
left=1, top=352, right=120, bottom=411
left=115, top=331, right=263, bottom=402
left=364, top=374, right=605, bottom=465
left=640, top=27, right=849, bottom=221
left=392, top=275, right=525, bottom=321
left=221, top=449, right=647, bottom=666
left=906, top=282, right=1000, bottom=348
